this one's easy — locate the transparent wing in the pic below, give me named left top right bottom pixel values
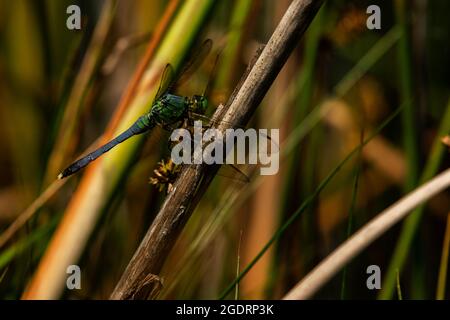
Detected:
left=153, top=40, right=213, bottom=104
left=202, top=49, right=222, bottom=98
left=154, top=64, right=175, bottom=102
left=168, top=39, right=213, bottom=93
left=217, top=164, right=250, bottom=183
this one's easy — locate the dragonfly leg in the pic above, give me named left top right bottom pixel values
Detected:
left=161, top=119, right=183, bottom=132
left=162, top=124, right=176, bottom=131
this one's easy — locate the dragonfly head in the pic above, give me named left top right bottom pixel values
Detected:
left=192, top=95, right=208, bottom=114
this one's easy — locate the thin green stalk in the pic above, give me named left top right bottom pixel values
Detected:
left=436, top=213, right=450, bottom=300
left=0, top=269, right=6, bottom=285
left=334, top=26, right=401, bottom=96
left=273, top=26, right=401, bottom=158
left=235, top=230, right=243, bottom=300
left=279, top=4, right=323, bottom=212
left=219, top=106, right=402, bottom=299
left=396, top=269, right=403, bottom=300
left=0, top=217, right=57, bottom=270
left=380, top=98, right=450, bottom=299
left=215, top=0, right=253, bottom=96
left=395, top=0, right=419, bottom=192
left=299, top=5, right=325, bottom=263
left=340, top=144, right=362, bottom=299
left=209, top=0, right=253, bottom=207
left=395, top=0, right=421, bottom=298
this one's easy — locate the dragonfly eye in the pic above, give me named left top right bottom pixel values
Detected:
left=193, top=95, right=208, bottom=113
left=201, top=97, right=208, bottom=112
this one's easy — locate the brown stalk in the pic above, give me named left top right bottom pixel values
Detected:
left=110, top=0, right=324, bottom=300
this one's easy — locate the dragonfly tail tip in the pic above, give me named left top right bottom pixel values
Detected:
left=57, top=173, right=64, bottom=180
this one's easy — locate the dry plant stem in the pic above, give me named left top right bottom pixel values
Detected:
left=101, top=31, right=152, bottom=75
left=283, top=167, right=450, bottom=300
left=110, top=0, right=323, bottom=299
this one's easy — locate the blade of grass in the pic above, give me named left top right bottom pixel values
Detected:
left=436, top=213, right=450, bottom=300
left=395, top=0, right=421, bottom=298
left=396, top=269, right=403, bottom=300
left=282, top=19, right=400, bottom=153
left=235, top=230, right=243, bottom=300
left=273, top=5, right=324, bottom=292
left=267, top=25, right=401, bottom=141
left=0, top=217, right=58, bottom=270
left=0, top=269, right=6, bottom=285
left=395, top=0, right=419, bottom=193
left=334, top=26, right=401, bottom=96
left=340, top=135, right=362, bottom=299
left=215, top=0, right=254, bottom=98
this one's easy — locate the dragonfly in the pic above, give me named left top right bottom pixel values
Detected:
left=58, top=39, right=220, bottom=180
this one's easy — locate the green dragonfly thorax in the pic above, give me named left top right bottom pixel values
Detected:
left=148, top=93, right=208, bottom=127
left=149, top=93, right=188, bottom=126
